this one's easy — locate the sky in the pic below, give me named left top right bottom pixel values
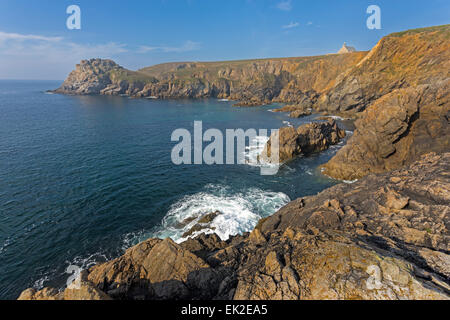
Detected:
left=0, top=0, right=448, bottom=80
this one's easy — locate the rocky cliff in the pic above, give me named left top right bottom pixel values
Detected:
left=53, top=53, right=367, bottom=106
left=30, top=25, right=449, bottom=300
left=316, top=25, right=450, bottom=115
left=322, top=79, right=450, bottom=180
left=54, top=25, right=449, bottom=114
left=319, top=25, right=449, bottom=180
left=19, top=153, right=450, bottom=300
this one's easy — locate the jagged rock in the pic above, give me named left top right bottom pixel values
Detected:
left=181, top=211, right=220, bottom=238
left=19, top=153, right=449, bottom=301
left=198, top=211, right=220, bottom=224
left=273, top=104, right=313, bottom=118
left=85, top=238, right=226, bottom=300
left=63, top=271, right=111, bottom=300
left=322, top=80, right=450, bottom=180
left=52, top=51, right=365, bottom=105
left=289, top=109, right=312, bottom=118
left=261, top=119, right=346, bottom=163
left=233, top=100, right=266, bottom=107
left=17, top=271, right=111, bottom=300
left=18, top=287, right=62, bottom=301
left=317, top=25, right=450, bottom=114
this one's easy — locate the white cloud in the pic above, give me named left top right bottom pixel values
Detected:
left=282, top=22, right=300, bottom=29
left=0, top=30, right=129, bottom=79
left=276, top=0, right=292, bottom=11
left=0, top=31, right=63, bottom=43
left=138, top=40, right=201, bottom=54
left=0, top=30, right=201, bottom=79
left=307, top=21, right=313, bottom=26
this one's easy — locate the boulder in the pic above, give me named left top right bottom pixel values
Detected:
left=262, top=119, right=346, bottom=163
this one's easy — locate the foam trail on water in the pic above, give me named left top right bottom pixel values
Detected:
left=282, top=120, right=293, bottom=127
left=244, top=135, right=269, bottom=167
left=149, top=184, right=290, bottom=243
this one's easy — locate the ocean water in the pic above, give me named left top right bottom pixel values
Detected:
left=0, top=80, right=352, bottom=299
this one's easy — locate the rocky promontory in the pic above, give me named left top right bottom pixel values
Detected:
left=19, top=153, right=450, bottom=300
left=322, top=80, right=450, bottom=180
left=52, top=51, right=367, bottom=108
left=26, top=24, right=449, bottom=301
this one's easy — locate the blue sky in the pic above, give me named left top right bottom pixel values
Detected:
left=0, top=0, right=448, bottom=79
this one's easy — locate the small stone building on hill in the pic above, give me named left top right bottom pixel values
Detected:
left=337, top=42, right=356, bottom=54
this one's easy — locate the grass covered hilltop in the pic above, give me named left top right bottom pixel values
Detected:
left=21, top=24, right=450, bottom=300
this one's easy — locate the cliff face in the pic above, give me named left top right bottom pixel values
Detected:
left=322, top=80, right=450, bottom=180
left=54, top=25, right=449, bottom=115
left=53, top=53, right=366, bottom=106
left=26, top=25, right=448, bottom=300
left=19, top=153, right=450, bottom=300
left=316, top=25, right=450, bottom=114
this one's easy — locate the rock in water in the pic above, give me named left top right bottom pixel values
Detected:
left=261, top=119, right=346, bottom=163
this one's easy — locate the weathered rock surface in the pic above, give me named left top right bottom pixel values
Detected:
left=262, top=119, right=346, bottom=163
left=53, top=26, right=448, bottom=118
left=19, top=153, right=450, bottom=300
left=316, top=25, right=450, bottom=114
left=273, top=104, right=313, bottom=118
left=53, top=53, right=366, bottom=108
left=17, top=271, right=111, bottom=300
left=323, top=80, right=450, bottom=180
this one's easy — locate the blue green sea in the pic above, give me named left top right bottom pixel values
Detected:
left=0, top=80, right=352, bottom=299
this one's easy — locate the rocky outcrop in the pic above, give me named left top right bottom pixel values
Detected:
left=18, top=153, right=450, bottom=300
left=53, top=25, right=448, bottom=116
left=316, top=25, right=450, bottom=114
left=273, top=104, right=313, bottom=118
left=17, top=271, right=111, bottom=300
left=52, top=52, right=366, bottom=107
left=261, top=119, right=346, bottom=163
left=182, top=211, right=221, bottom=238
left=322, top=79, right=450, bottom=180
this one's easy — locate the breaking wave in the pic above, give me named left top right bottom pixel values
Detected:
left=128, top=184, right=290, bottom=244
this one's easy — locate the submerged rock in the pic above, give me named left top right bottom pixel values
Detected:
left=182, top=211, right=221, bottom=238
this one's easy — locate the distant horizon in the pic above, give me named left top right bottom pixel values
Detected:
left=0, top=0, right=449, bottom=79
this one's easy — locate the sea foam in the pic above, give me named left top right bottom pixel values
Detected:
left=141, top=184, right=290, bottom=243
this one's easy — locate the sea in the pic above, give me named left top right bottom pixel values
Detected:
left=0, top=80, right=353, bottom=299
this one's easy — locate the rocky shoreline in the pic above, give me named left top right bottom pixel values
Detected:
left=18, top=24, right=450, bottom=300
left=19, top=153, right=450, bottom=300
